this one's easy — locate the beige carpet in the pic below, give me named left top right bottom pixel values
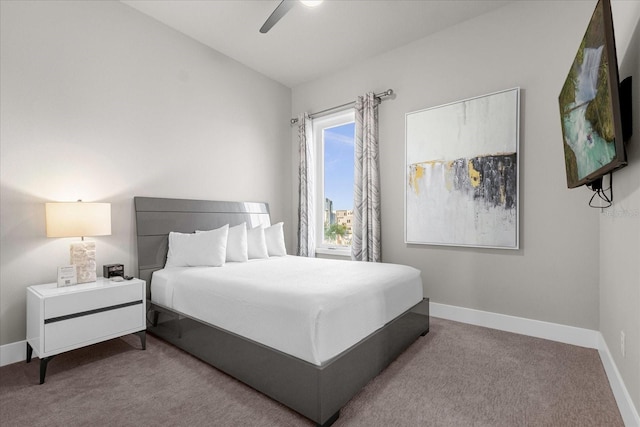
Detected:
left=0, top=318, right=623, bottom=426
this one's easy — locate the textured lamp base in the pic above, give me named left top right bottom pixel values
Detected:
left=70, top=241, right=97, bottom=284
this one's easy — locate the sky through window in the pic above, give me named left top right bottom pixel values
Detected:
left=324, top=122, right=355, bottom=211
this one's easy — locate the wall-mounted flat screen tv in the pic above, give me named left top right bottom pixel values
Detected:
left=558, top=0, right=627, bottom=188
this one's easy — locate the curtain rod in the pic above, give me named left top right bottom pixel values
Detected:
left=290, top=89, right=394, bottom=125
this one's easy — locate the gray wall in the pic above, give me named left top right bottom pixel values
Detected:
left=600, top=1, right=640, bottom=412
left=0, top=0, right=292, bottom=345
left=293, top=1, right=601, bottom=329
left=292, top=0, right=639, bottom=413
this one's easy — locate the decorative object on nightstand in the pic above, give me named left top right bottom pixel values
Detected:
left=26, top=277, right=146, bottom=384
left=56, top=265, right=77, bottom=287
left=45, top=201, right=111, bottom=284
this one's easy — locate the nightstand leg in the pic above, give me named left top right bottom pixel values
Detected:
left=134, top=331, right=146, bottom=350
left=39, top=356, right=54, bottom=384
left=26, top=342, right=33, bottom=363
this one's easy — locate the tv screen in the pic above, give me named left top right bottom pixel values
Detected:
left=558, top=0, right=627, bottom=189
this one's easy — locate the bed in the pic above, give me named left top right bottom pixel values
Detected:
left=134, top=197, right=429, bottom=426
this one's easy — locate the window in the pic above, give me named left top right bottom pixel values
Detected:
left=313, top=110, right=355, bottom=254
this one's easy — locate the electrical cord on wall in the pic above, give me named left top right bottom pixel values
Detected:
left=587, top=173, right=613, bottom=209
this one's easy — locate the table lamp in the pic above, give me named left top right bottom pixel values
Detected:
left=45, top=201, right=111, bottom=284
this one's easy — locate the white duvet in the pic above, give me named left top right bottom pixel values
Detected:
left=151, top=255, right=423, bottom=366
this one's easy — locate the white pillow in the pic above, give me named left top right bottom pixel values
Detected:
left=226, top=223, right=248, bottom=262
left=246, top=226, right=269, bottom=259
left=165, top=225, right=229, bottom=267
left=264, top=222, right=287, bottom=256
left=197, top=223, right=248, bottom=262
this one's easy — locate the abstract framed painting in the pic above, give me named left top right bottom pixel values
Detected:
left=405, top=88, right=520, bottom=249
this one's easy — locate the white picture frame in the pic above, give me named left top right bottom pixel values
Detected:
left=405, top=88, right=520, bottom=249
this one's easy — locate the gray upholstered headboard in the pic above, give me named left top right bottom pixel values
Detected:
left=134, top=197, right=271, bottom=286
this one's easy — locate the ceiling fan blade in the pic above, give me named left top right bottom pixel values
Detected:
left=260, top=0, right=296, bottom=33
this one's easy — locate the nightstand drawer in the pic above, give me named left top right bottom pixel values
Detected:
left=44, top=303, right=144, bottom=353
left=44, top=283, right=142, bottom=319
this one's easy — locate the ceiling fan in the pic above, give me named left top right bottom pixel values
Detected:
left=260, top=0, right=323, bottom=34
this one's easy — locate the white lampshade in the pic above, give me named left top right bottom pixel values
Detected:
left=46, top=202, right=111, bottom=238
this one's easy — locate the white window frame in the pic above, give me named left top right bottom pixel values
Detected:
left=312, top=109, right=355, bottom=256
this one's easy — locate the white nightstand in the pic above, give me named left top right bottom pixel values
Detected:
left=26, top=277, right=146, bottom=384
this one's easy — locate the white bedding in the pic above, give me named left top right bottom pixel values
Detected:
left=151, top=255, right=423, bottom=366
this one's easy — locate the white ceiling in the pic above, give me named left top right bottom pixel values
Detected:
left=120, top=0, right=511, bottom=88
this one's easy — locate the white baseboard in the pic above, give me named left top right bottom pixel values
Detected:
left=598, top=334, right=640, bottom=427
left=430, top=302, right=600, bottom=348
left=430, top=302, right=639, bottom=427
left=0, top=340, right=26, bottom=367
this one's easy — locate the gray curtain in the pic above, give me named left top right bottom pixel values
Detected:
left=297, top=113, right=315, bottom=257
left=352, top=93, right=381, bottom=262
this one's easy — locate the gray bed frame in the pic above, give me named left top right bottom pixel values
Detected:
left=134, top=196, right=429, bottom=426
